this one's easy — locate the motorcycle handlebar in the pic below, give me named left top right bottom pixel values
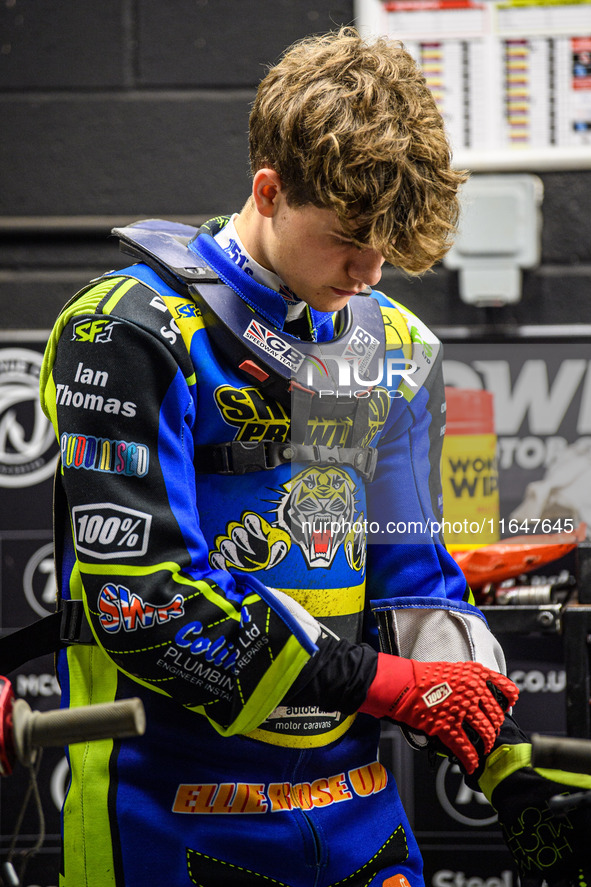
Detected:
left=12, top=697, right=146, bottom=767
left=531, top=733, right=591, bottom=775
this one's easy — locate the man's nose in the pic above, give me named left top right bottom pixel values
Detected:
left=348, top=249, right=384, bottom=287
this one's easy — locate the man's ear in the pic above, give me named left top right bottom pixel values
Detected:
left=252, top=168, right=283, bottom=217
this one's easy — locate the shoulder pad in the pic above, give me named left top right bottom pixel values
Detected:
left=112, top=219, right=219, bottom=288
left=394, top=301, right=441, bottom=349
left=378, top=303, right=413, bottom=349
left=372, top=292, right=413, bottom=349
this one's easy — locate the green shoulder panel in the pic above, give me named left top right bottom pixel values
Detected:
left=40, top=271, right=203, bottom=421
left=40, top=275, right=138, bottom=418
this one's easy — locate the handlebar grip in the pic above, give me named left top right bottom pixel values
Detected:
left=531, top=733, right=591, bottom=775
left=12, top=697, right=146, bottom=766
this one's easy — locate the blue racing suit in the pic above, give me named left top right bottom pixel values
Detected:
left=40, top=217, right=506, bottom=887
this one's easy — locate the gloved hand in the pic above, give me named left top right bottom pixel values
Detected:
left=479, top=742, right=591, bottom=887
left=359, top=653, right=518, bottom=773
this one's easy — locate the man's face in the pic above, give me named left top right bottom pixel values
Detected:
left=265, top=199, right=385, bottom=313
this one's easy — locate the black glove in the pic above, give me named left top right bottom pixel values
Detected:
left=478, top=742, right=591, bottom=886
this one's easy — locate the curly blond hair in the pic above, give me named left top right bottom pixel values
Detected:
left=249, top=28, right=467, bottom=273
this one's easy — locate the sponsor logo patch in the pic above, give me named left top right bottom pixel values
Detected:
left=72, top=503, right=151, bottom=559
left=422, top=682, right=453, bottom=707
left=60, top=432, right=149, bottom=477
left=98, top=583, right=184, bottom=632
left=341, top=324, right=380, bottom=374
left=72, top=318, right=120, bottom=343
left=172, top=760, right=386, bottom=814
left=244, top=320, right=305, bottom=371
left=175, top=302, right=202, bottom=319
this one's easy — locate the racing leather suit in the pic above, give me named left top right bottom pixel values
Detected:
left=40, top=216, right=506, bottom=887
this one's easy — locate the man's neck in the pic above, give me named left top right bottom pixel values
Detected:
left=234, top=198, right=272, bottom=273
left=214, top=210, right=304, bottom=317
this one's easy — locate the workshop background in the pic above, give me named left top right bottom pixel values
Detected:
left=1, top=1, right=590, bottom=885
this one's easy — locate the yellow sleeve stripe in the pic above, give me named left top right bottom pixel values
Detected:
left=191, top=635, right=312, bottom=737
left=101, top=277, right=141, bottom=314
left=80, top=560, right=188, bottom=576
left=62, top=646, right=119, bottom=887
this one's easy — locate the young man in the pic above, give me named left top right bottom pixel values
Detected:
left=41, top=28, right=590, bottom=887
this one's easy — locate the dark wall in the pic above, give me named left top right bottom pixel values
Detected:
left=1, top=0, right=590, bottom=332
left=0, top=0, right=354, bottom=329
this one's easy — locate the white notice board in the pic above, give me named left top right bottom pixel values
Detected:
left=355, top=0, right=591, bottom=170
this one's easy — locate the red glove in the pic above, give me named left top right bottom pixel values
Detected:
left=359, top=654, right=519, bottom=773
